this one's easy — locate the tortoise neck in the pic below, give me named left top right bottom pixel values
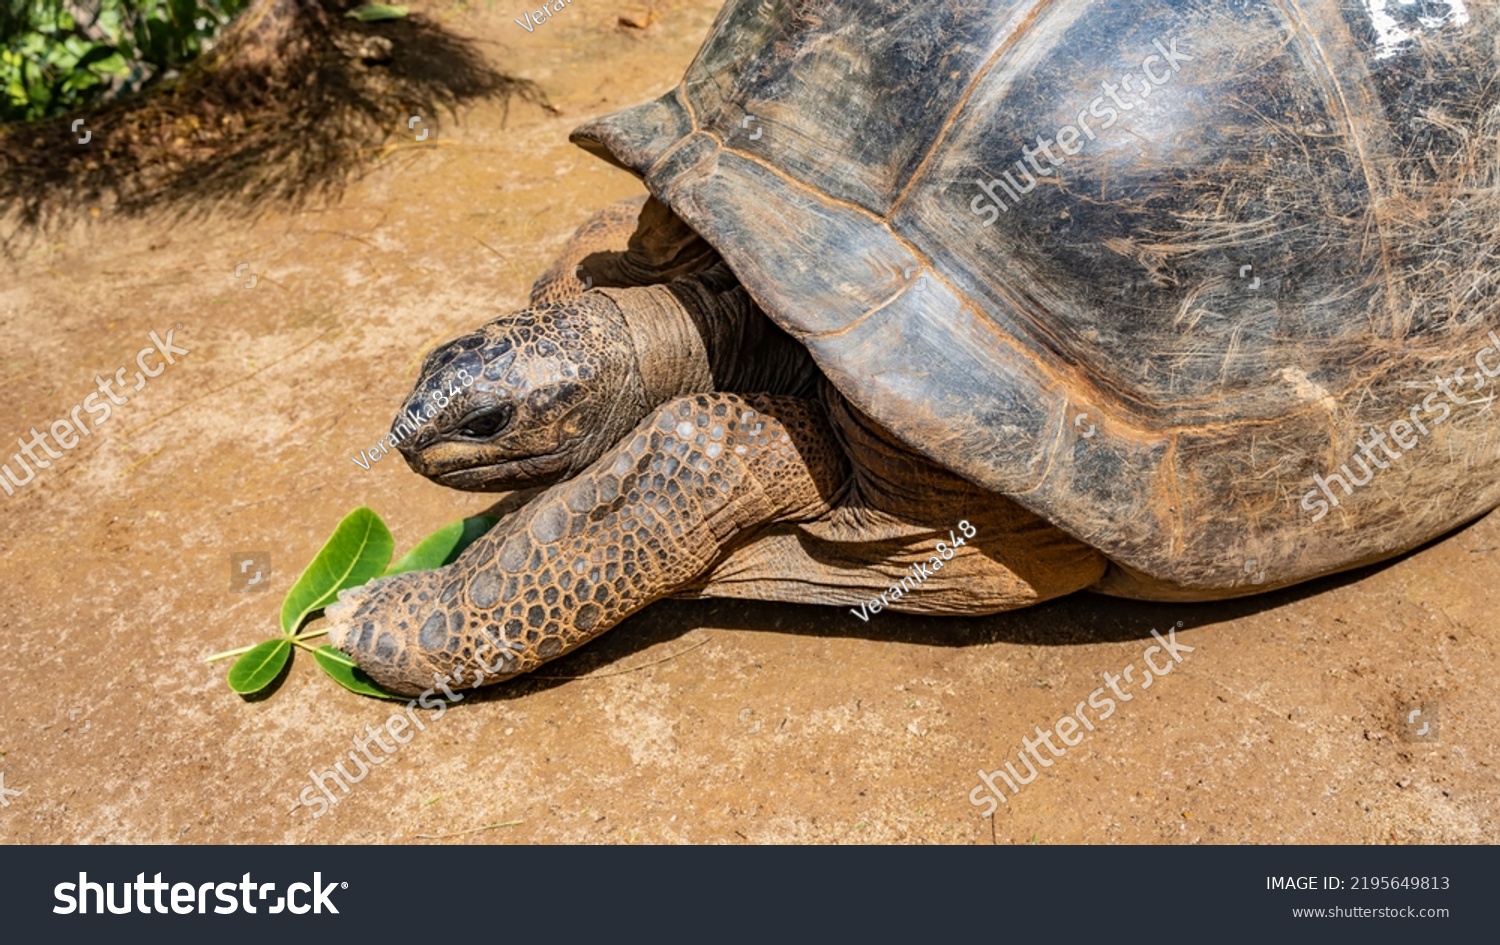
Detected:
left=599, top=282, right=716, bottom=406
left=601, top=267, right=819, bottom=406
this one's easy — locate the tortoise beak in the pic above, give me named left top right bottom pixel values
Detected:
left=403, top=445, right=574, bottom=492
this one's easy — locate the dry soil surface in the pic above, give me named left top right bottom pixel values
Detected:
left=0, top=0, right=1495, bottom=845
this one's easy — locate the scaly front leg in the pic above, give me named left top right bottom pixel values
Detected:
left=325, top=393, right=848, bottom=695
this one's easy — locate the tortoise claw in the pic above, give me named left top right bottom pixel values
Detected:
left=322, top=584, right=374, bottom=651
left=319, top=571, right=458, bottom=697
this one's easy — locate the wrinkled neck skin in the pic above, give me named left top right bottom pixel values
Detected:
left=598, top=265, right=819, bottom=410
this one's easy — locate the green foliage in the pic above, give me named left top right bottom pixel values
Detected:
left=226, top=638, right=291, bottom=693
left=1, top=0, right=252, bottom=124
left=312, top=645, right=401, bottom=699
left=278, top=506, right=394, bottom=635
left=209, top=507, right=501, bottom=700
left=343, top=3, right=406, bottom=22
left=386, top=514, right=497, bottom=576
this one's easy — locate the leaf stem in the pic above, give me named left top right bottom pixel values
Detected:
left=203, top=642, right=261, bottom=663
left=205, top=628, right=328, bottom=662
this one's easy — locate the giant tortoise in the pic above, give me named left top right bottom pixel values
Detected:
left=326, top=0, right=1500, bottom=695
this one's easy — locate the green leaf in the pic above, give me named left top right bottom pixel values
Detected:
left=313, top=646, right=403, bottom=700
left=72, top=44, right=119, bottom=72
left=344, top=4, right=410, bottom=22
left=227, top=639, right=291, bottom=694
left=279, top=507, right=394, bottom=635
left=385, top=514, right=499, bottom=576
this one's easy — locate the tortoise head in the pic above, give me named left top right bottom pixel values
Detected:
left=394, top=295, right=650, bottom=491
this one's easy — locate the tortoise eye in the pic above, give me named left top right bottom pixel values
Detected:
left=456, top=404, right=515, bottom=439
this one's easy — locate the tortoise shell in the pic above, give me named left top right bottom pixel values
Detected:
left=574, top=0, right=1500, bottom=596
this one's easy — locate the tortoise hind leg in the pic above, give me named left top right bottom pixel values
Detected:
left=529, top=195, right=719, bottom=304
left=675, top=492, right=1105, bottom=616
left=674, top=387, right=1105, bottom=615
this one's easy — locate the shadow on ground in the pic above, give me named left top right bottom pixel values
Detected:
left=0, top=0, right=548, bottom=251
left=470, top=517, right=1484, bottom=704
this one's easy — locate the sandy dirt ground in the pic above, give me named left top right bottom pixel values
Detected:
left=0, top=0, right=1495, bottom=846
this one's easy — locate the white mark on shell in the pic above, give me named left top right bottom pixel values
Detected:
left=1361, top=0, right=1469, bottom=60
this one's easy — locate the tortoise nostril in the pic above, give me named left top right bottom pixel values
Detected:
left=396, top=426, right=432, bottom=457
left=390, top=399, right=449, bottom=455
